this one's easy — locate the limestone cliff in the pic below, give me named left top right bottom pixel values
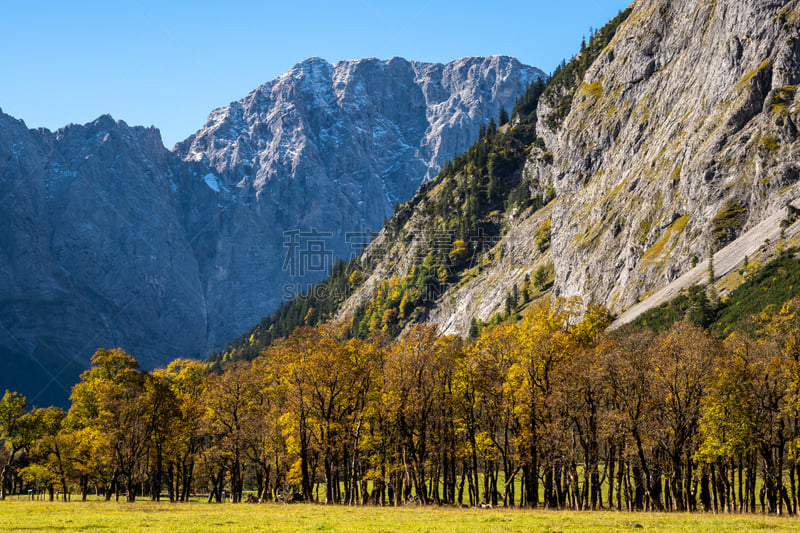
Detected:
left=331, top=0, right=800, bottom=338
left=545, top=0, right=800, bottom=312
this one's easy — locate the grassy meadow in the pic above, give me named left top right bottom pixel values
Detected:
left=1, top=501, right=799, bottom=532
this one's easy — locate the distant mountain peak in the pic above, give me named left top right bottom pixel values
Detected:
left=0, top=54, right=542, bottom=405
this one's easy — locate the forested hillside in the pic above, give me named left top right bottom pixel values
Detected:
left=633, top=250, right=800, bottom=336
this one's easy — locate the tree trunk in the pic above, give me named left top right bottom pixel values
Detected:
left=259, top=465, right=271, bottom=503
left=503, top=466, right=520, bottom=508
left=686, top=448, right=695, bottom=512
left=324, top=457, right=334, bottom=505
left=711, top=463, right=719, bottom=513
left=607, top=444, right=616, bottom=510
left=166, top=463, right=174, bottom=503
left=632, top=464, right=644, bottom=511
left=0, top=463, right=9, bottom=500
left=670, top=451, right=684, bottom=511
left=524, top=454, right=539, bottom=508
left=778, top=424, right=786, bottom=515
left=182, top=459, right=194, bottom=502
left=466, top=465, right=475, bottom=506
left=80, top=476, right=89, bottom=502
left=151, top=446, right=163, bottom=502
left=617, top=457, right=625, bottom=511
left=457, top=463, right=466, bottom=506
left=470, top=434, right=479, bottom=505
left=300, top=429, right=312, bottom=502
left=125, top=472, right=136, bottom=503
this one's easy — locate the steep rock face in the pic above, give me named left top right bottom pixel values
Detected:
left=0, top=112, right=209, bottom=404
left=439, top=0, right=800, bottom=328
left=173, top=55, right=542, bottom=345
left=334, top=0, right=800, bottom=338
left=543, top=0, right=800, bottom=311
left=176, top=56, right=542, bottom=231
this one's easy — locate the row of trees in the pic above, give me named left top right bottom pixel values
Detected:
left=3, top=299, right=800, bottom=514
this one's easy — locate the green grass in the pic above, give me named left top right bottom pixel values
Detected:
left=0, top=501, right=798, bottom=532
left=735, top=58, right=771, bottom=92
left=581, top=81, right=603, bottom=100
left=712, top=252, right=800, bottom=337
left=711, top=201, right=748, bottom=246
left=633, top=252, right=800, bottom=337
left=770, top=86, right=796, bottom=115
left=762, top=136, right=780, bottom=154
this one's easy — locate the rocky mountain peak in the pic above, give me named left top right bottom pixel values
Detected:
left=170, top=54, right=542, bottom=345
left=0, top=54, right=540, bottom=404
left=175, top=56, right=543, bottom=196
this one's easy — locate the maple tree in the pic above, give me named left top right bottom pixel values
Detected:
left=5, top=298, right=800, bottom=515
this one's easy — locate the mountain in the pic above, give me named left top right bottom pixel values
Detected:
left=218, top=0, right=800, bottom=361
left=0, top=56, right=541, bottom=405
left=177, top=56, right=542, bottom=207
left=0, top=113, right=212, bottom=405
left=389, top=0, right=800, bottom=331
left=172, top=55, right=542, bottom=349
left=545, top=0, right=800, bottom=313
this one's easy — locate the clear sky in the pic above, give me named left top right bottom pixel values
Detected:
left=2, top=0, right=631, bottom=147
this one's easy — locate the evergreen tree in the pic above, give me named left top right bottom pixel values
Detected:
left=498, top=107, right=509, bottom=126
left=487, top=118, right=497, bottom=138
left=708, top=251, right=715, bottom=285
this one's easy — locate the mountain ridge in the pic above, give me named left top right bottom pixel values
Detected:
left=215, top=0, right=800, bottom=363
left=0, top=55, right=541, bottom=404
left=424, top=0, right=800, bottom=332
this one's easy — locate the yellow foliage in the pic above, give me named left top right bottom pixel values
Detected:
left=348, top=269, right=364, bottom=287
left=449, top=239, right=469, bottom=263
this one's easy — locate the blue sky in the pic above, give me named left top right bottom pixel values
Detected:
left=2, top=0, right=631, bottom=147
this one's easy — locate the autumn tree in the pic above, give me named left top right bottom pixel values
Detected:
left=700, top=301, right=800, bottom=515
left=60, top=421, right=115, bottom=500
left=203, top=360, right=260, bottom=503
left=649, top=321, right=719, bottom=511
left=698, top=332, right=765, bottom=513
left=19, top=407, right=70, bottom=501
left=68, top=348, right=149, bottom=502
left=242, top=356, right=287, bottom=503
left=0, top=390, right=28, bottom=499
left=467, top=323, right=521, bottom=506
left=382, top=325, right=447, bottom=505
left=596, top=326, right=658, bottom=511
left=537, top=303, right=586, bottom=508
left=299, top=328, right=371, bottom=504
left=159, top=359, right=208, bottom=502
left=268, top=328, right=320, bottom=501
left=142, top=369, right=180, bottom=501
left=553, top=317, right=611, bottom=510
left=358, top=331, right=397, bottom=505
left=0, top=392, right=60, bottom=500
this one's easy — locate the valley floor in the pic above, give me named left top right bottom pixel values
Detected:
left=0, top=501, right=798, bottom=532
